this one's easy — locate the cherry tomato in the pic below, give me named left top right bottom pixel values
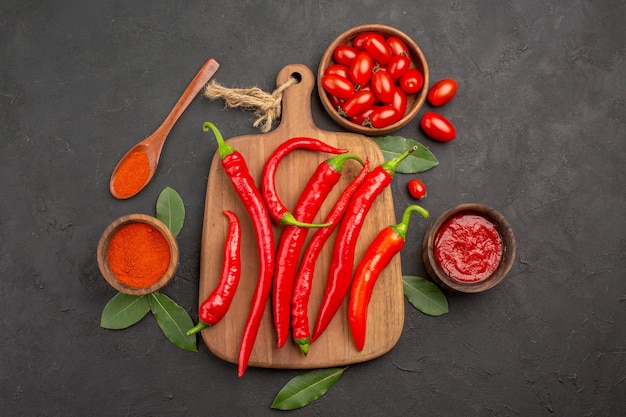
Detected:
left=390, top=87, right=407, bottom=115
left=349, top=52, right=374, bottom=85
left=324, top=64, right=350, bottom=79
left=333, top=45, right=358, bottom=66
left=427, top=78, right=458, bottom=107
left=387, top=55, right=410, bottom=79
left=371, top=70, right=395, bottom=103
left=328, top=94, right=345, bottom=110
left=368, top=105, right=402, bottom=128
left=352, top=32, right=378, bottom=51
left=407, top=179, right=427, bottom=199
left=350, top=107, right=375, bottom=125
left=399, top=68, right=424, bottom=94
left=420, top=112, right=456, bottom=142
left=365, top=36, right=393, bottom=65
left=386, top=36, right=410, bottom=56
left=322, top=74, right=355, bottom=99
left=340, top=90, right=375, bottom=118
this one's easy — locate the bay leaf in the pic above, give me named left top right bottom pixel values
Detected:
left=373, top=136, right=438, bottom=173
left=402, top=275, right=449, bottom=316
left=156, top=186, right=185, bottom=236
left=100, top=292, right=150, bottom=329
left=271, top=367, right=346, bottom=410
left=149, top=292, right=197, bottom=352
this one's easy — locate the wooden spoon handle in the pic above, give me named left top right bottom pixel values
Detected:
left=150, top=57, right=220, bottom=142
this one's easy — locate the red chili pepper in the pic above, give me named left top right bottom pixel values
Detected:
left=203, top=122, right=275, bottom=378
left=273, top=152, right=364, bottom=348
left=311, top=145, right=418, bottom=342
left=291, top=159, right=370, bottom=355
left=348, top=204, right=429, bottom=351
left=261, top=137, right=348, bottom=228
left=187, top=210, right=241, bottom=335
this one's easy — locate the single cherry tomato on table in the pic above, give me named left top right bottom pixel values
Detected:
left=420, top=111, right=456, bottom=142
left=322, top=74, right=355, bottom=99
left=386, top=36, right=410, bottom=56
left=407, top=179, right=427, bottom=199
left=371, top=70, right=395, bottom=103
left=333, top=45, right=358, bottom=66
left=427, top=78, right=458, bottom=107
left=399, top=68, right=424, bottom=94
left=340, top=90, right=376, bottom=118
left=349, top=52, right=374, bottom=85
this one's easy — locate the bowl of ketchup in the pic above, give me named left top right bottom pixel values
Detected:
left=422, top=203, right=516, bottom=293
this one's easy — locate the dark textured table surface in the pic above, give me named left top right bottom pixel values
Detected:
left=1, top=1, right=624, bottom=416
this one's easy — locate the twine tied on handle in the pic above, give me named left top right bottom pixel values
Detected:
left=203, top=76, right=299, bottom=133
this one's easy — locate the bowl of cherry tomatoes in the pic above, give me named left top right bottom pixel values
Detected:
left=318, top=24, right=429, bottom=135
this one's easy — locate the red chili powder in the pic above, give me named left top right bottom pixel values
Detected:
left=107, top=222, right=171, bottom=289
left=434, top=212, right=503, bottom=283
left=112, top=150, right=150, bottom=198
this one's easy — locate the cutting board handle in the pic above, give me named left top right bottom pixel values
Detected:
left=273, top=64, right=319, bottom=135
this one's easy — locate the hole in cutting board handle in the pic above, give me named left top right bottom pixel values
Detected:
left=290, top=72, right=302, bottom=83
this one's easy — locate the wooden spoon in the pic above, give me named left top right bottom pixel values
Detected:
left=109, top=57, right=220, bottom=199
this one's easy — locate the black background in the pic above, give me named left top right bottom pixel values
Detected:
left=1, top=1, right=624, bottom=416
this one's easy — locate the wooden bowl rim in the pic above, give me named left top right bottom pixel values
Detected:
left=317, top=23, right=429, bottom=135
left=97, top=213, right=179, bottom=295
left=421, top=203, right=516, bottom=293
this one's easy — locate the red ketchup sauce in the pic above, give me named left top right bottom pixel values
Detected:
left=434, top=212, right=503, bottom=283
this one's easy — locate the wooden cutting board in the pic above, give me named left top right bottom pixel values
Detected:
left=199, top=64, right=404, bottom=370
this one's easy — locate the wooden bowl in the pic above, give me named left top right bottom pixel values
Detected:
left=318, top=24, right=429, bottom=136
left=421, top=204, right=516, bottom=293
left=97, top=214, right=179, bottom=295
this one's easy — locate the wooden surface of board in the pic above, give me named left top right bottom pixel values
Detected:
left=199, top=64, right=404, bottom=370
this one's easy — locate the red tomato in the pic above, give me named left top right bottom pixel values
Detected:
left=420, top=112, right=456, bottom=142
left=328, top=94, right=345, bottom=110
left=371, top=70, right=395, bottom=103
left=333, top=45, right=358, bottom=66
left=365, top=36, right=393, bottom=65
left=349, top=52, right=374, bottom=85
left=340, top=90, right=375, bottom=118
left=386, top=36, right=410, bottom=56
left=322, top=74, right=355, bottom=99
left=399, top=68, right=424, bottom=94
left=387, top=55, right=410, bottom=79
left=368, top=105, right=402, bottom=128
left=352, top=32, right=377, bottom=51
left=350, top=107, right=375, bottom=125
left=407, top=179, right=427, bottom=199
left=427, top=78, right=458, bottom=106
left=390, top=87, right=407, bottom=115
left=324, top=64, right=350, bottom=79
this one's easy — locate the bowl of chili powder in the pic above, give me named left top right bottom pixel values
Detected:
left=97, top=214, right=179, bottom=295
left=421, top=203, right=516, bottom=293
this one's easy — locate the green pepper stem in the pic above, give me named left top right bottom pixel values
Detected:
left=186, top=321, right=209, bottom=336
left=203, top=121, right=234, bottom=159
left=390, top=204, right=429, bottom=240
left=282, top=212, right=332, bottom=228
left=326, top=152, right=364, bottom=172
left=381, top=145, right=418, bottom=175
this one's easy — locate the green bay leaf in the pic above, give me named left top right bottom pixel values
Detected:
left=149, top=292, right=197, bottom=352
left=271, top=367, right=346, bottom=410
left=402, top=275, right=449, bottom=316
left=373, top=135, right=438, bottom=173
left=100, top=292, right=150, bottom=329
left=156, top=186, right=185, bottom=236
